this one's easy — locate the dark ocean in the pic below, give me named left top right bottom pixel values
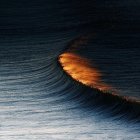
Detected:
left=0, top=0, right=140, bottom=139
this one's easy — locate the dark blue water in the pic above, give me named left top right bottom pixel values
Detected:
left=0, top=0, right=140, bottom=139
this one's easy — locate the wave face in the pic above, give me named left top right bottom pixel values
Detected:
left=0, top=0, right=140, bottom=139
left=59, top=37, right=140, bottom=104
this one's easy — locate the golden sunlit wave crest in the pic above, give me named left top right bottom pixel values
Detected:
left=58, top=36, right=140, bottom=104
left=59, top=52, right=112, bottom=91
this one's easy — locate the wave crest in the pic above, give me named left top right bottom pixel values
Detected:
left=58, top=36, right=140, bottom=118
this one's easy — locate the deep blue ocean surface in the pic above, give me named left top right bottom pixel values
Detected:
left=0, top=0, right=140, bottom=139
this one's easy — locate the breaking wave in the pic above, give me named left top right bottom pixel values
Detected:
left=58, top=36, right=140, bottom=119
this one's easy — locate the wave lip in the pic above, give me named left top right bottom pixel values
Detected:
left=58, top=36, right=140, bottom=107
left=59, top=52, right=112, bottom=91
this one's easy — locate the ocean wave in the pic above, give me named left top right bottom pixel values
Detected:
left=0, top=0, right=140, bottom=139
left=58, top=36, right=140, bottom=120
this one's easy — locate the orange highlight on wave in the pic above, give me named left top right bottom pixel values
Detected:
left=59, top=52, right=113, bottom=92
left=58, top=36, right=140, bottom=103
